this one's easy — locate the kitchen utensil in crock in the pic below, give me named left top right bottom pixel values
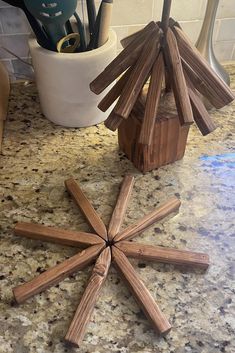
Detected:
left=3, top=0, right=52, bottom=50
left=98, top=0, right=113, bottom=47
left=24, top=0, right=78, bottom=47
left=86, top=0, right=96, bottom=37
left=57, top=33, right=80, bottom=53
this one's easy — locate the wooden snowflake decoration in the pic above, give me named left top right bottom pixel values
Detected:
left=13, top=176, right=209, bottom=347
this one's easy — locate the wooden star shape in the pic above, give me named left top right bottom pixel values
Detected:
left=13, top=175, right=209, bottom=347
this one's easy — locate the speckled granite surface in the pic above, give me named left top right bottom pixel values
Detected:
left=0, top=65, right=234, bottom=353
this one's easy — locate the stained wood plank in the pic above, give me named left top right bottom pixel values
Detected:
left=171, top=24, right=234, bottom=108
left=98, top=66, right=133, bottom=112
left=13, top=244, right=105, bottom=304
left=112, top=246, right=171, bottom=335
left=108, top=175, right=134, bottom=241
left=118, top=107, right=190, bottom=173
left=104, top=110, right=123, bottom=131
left=116, top=241, right=210, bottom=269
left=114, top=197, right=181, bottom=242
left=120, top=28, right=145, bottom=48
left=114, top=31, right=161, bottom=119
left=90, top=21, right=158, bottom=95
left=14, top=222, right=105, bottom=248
left=184, top=70, right=217, bottom=136
left=139, top=52, right=164, bottom=145
left=65, top=178, right=108, bottom=241
left=65, top=247, right=111, bottom=347
left=164, top=28, right=194, bottom=126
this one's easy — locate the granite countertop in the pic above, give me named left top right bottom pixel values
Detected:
left=0, top=65, right=234, bottom=353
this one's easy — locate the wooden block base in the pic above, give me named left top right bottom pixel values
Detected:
left=118, top=93, right=190, bottom=173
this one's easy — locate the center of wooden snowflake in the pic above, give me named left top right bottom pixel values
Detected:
left=106, top=239, right=115, bottom=247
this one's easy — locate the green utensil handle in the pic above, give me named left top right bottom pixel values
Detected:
left=45, top=23, right=67, bottom=47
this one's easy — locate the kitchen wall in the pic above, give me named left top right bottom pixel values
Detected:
left=0, top=0, right=235, bottom=80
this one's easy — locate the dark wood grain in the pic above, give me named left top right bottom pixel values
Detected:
left=139, top=52, right=164, bottom=145
left=114, top=197, right=181, bottom=242
left=98, top=66, right=133, bottom=112
left=65, top=178, right=108, bottom=241
left=171, top=25, right=234, bottom=108
left=164, top=28, right=194, bottom=126
left=90, top=21, right=158, bottom=95
left=118, top=107, right=190, bottom=173
left=112, top=246, right=171, bottom=335
left=13, top=244, right=105, bottom=304
left=116, top=241, right=210, bottom=269
left=108, top=175, right=134, bottom=240
left=104, top=110, right=124, bottom=131
left=120, top=28, right=145, bottom=48
left=14, top=222, right=105, bottom=248
left=114, top=30, right=161, bottom=119
left=184, top=70, right=217, bottom=135
left=65, top=247, right=111, bottom=347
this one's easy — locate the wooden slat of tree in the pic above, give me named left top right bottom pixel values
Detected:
left=65, top=247, right=111, bottom=347
left=65, top=178, right=108, bottom=241
left=184, top=70, right=217, bottom=136
left=114, top=31, right=161, bottom=119
left=171, top=25, right=234, bottom=108
left=114, top=197, right=181, bottom=242
left=90, top=21, right=158, bottom=95
left=98, top=66, right=133, bottom=112
left=104, top=110, right=124, bottom=131
left=138, top=52, right=164, bottom=145
left=115, top=241, right=210, bottom=269
left=120, top=28, right=145, bottom=48
left=112, top=246, right=171, bottom=335
left=13, top=244, right=105, bottom=304
left=14, top=222, right=105, bottom=248
left=164, top=28, right=194, bottom=126
left=108, top=175, right=134, bottom=240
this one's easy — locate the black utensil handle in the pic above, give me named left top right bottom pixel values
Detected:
left=86, top=0, right=96, bottom=36
left=87, top=2, right=102, bottom=50
left=65, top=20, right=74, bottom=34
left=74, top=12, right=86, bottom=51
left=161, top=0, right=172, bottom=32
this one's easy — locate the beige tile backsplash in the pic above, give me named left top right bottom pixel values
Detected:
left=0, top=0, right=235, bottom=80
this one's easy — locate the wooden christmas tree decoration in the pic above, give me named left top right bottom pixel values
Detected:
left=90, top=0, right=234, bottom=146
left=13, top=176, right=210, bottom=347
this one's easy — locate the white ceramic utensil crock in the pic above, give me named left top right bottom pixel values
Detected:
left=29, top=29, right=117, bottom=127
